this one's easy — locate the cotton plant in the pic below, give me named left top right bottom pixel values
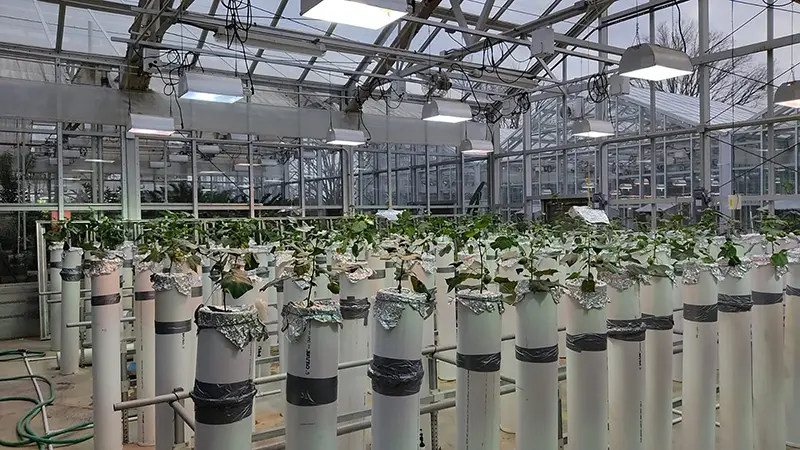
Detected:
left=492, top=224, right=563, bottom=304
left=280, top=220, right=339, bottom=306
left=137, top=212, right=203, bottom=273
left=444, top=214, right=497, bottom=294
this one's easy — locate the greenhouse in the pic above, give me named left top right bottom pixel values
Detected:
left=0, top=0, right=799, bottom=449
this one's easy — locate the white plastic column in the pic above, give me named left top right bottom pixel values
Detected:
left=153, top=277, right=192, bottom=450
left=371, top=289, right=427, bottom=450
left=59, top=249, right=82, bottom=375
left=194, top=307, right=257, bottom=450
left=497, top=261, right=519, bottom=434
left=184, top=279, right=202, bottom=439
left=434, top=244, right=457, bottom=381
left=515, top=289, right=558, bottom=450
left=564, top=280, right=608, bottom=450
left=83, top=257, right=93, bottom=344
left=133, top=265, right=156, bottom=446
left=642, top=276, right=674, bottom=450
left=717, top=269, right=754, bottom=450
left=606, top=281, right=644, bottom=450
left=456, top=291, right=502, bottom=450
left=751, top=258, right=787, bottom=450
left=121, top=244, right=134, bottom=311
left=201, top=262, right=216, bottom=306
left=337, top=273, right=372, bottom=450
left=90, top=262, right=123, bottom=450
left=411, top=260, right=436, bottom=449
left=786, top=258, right=800, bottom=448
left=681, top=266, right=719, bottom=450
left=49, top=245, right=63, bottom=351
left=283, top=302, right=340, bottom=450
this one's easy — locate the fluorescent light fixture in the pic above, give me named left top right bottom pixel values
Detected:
left=129, top=114, right=175, bottom=136
left=775, top=81, right=800, bottom=108
left=85, top=158, right=114, bottom=164
left=199, top=170, right=223, bottom=175
left=197, top=145, right=221, bottom=155
left=572, top=119, right=614, bottom=138
left=458, top=139, right=494, bottom=155
left=169, top=154, right=190, bottom=163
left=149, top=161, right=167, bottom=169
left=541, top=189, right=552, bottom=195
left=235, top=162, right=261, bottom=167
left=73, top=169, right=93, bottom=173
left=618, top=43, right=693, bottom=81
left=656, top=183, right=666, bottom=190
left=263, top=179, right=283, bottom=184
left=63, top=177, right=82, bottom=181
left=326, top=128, right=366, bottom=146
left=178, top=72, right=243, bottom=103
left=643, top=178, right=650, bottom=185
left=672, top=179, right=687, bottom=187
left=300, top=0, right=407, bottom=29
left=421, top=99, right=472, bottom=123
left=619, top=183, right=633, bottom=190
left=214, top=28, right=327, bottom=57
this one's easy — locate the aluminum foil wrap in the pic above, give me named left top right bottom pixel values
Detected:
left=458, top=252, right=482, bottom=270
left=335, top=260, right=374, bottom=284
left=564, top=279, right=608, bottom=310
left=455, top=290, right=504, bottom=315
left=65, top=247, right=84, bottom=257
left=498, top=249, right=522, bottom=268
left=412, top=253, right=436, bottom=274
left=151, top=271, right=201, bottom=296
left=752, top=254, right=789, bottom=279
left=681, top=261, right=722, bottom=285
left=281, top=300, right=343, bottom=342
left=195, top=305, right=268, bottom=351
left=598, top=269, right=637, bottom=291
left=373, top=288, right=433, bottom=330
left=246, top=267, right=269, bottom=284
left=84, top=256, right=122, bottom=277
left=275, top=250, right=295, bottom=277
left=789, top=248, right=800, bottom=265
left=118, top=241, right=135, bottom=259
left=513, top=278, right=561, bottom=304
left=740, top=233, right=766, bottom=254
left=48, top=242, right=65, bottom=252
left=134, top=253, right=159, bottom=274
left=568, top=205, right=610, bottom=225
left=718, top=257, right=753, bottom=280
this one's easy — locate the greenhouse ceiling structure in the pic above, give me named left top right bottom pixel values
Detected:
left=0, top=0, right=795, bottom=235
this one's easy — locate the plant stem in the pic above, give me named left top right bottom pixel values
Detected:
left=397, top=260, right=404, bottom=291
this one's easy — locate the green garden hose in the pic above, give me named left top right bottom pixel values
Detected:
left=0, top=349, right=93, bottom=449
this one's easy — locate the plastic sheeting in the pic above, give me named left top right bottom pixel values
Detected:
left=717, top=294, right=753, bottom=313
left=191, top=379, right=256, bottom=425
left=566, top=333, right=608, bottom=352
left=606, top=318, right=646, bottom=342
left=368, top=355, right=424, bottom=396
left=455, top=352, right=502, bottom=372
left=515, top=344, right=558, bottom=363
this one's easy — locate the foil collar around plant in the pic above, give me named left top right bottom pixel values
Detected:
left=681, top=260, right=722, bottom=285
left=48, top=242, right=65, bottom=252
left=84, top=256, right=123, bottom=278
left=65, top=246, right=84, bottom=256
left=246, top=267, right=269, bottom=283
left=195, top=305, right=268, bottom=351
left=411, top=253, right=436, bottom=274
left=564, top=278, right=608, bottom=310
left=513, top=278, right=562, bottom=304
left=118, top=241, right=135, bottom=259
left=597, top=269, right=637, bottom=291
left=454, top=289, right=504, bottom=315
left=281, top=300, right=343, bottom=342
left=739, top=233, right=767, bottom=253
left=336, top=260, right=374, bottom=284
left=751, top=253, right=789, bottom=279
left=458, top=252, right=482, bottom=271
left=134, top=253, right=160, bottom=274
left=498, top=249, right=522, bottom=268
left=717, top=257, right=753, bottom=280
left=151, top=271, right=201, bottom=295
left=789, top=248, right=800, bottom=265
left=374, top=288, right=433, bottom=331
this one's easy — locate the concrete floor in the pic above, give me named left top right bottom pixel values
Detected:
left=0, top=337, right=741, bottom=450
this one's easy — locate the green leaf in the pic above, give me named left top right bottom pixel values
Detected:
left=327, top=281, right=340, bottom=295
left=499, top=280, right=518, bottom=296
left=490, top=235, right=516, bottom=251
left=410, top=275, right=429, bottom=297
left=445, top=273, right=470, bottom=292
left=221, top=268, right=254, bottom=299
left=534, top=268, right=559, bottom=277
left=566, top=271, right=581, bottom=280
left=438, top=244, right=452, bottom=257
left=244, top=253, right=259, bottom=271
left=561, top=253, right=579, bottom=267
left=771, top=250, right=789, bottom=268
left=580, top=278, right=596, bottom=293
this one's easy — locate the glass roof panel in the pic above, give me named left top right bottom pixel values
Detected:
left=0, top=0, right=58, bottom=49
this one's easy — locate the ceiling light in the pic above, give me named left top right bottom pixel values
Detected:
left=618, top=43, right=693, bottom=81
left=775, top=81, right=800, bottom=108
left=73, top=169, right=93, bottom=173
left=63, top=177, right=82, bottom=181
left=169, top=154, right=190, bottom=163
left=85, top=158, right=114, bottom=164
left=619, top=183, right=633, bottom=190
left=458, top=139, right=494, bottom=155
left=300, top=0, right=407, bottom=29
left=672, top=179, right=687, bottom=187
left=656, top=183, right=666, bottom=190
left=129, top=114, right=175, bottom=136
left=421, top=99, right=472, bottom=123
left=214, top=29, right=327, bottom=58
left=235, top=162, right=262, bottom=167
left=326, top=128, right=366, bottom=146
left=197, top=145, right=221, bottom=155
left=643, top=178, right=650, bottom=185
left=149, top=161, right=167, bottom=169
left=178, top=72, right=244, bottom=103
left=572, top=119, right=614, bottom=138
left=541, top=188, right=552, bottom=195
left=263, top=179, right=283, bottom=184
left=199, top=170, right=223, bottom=175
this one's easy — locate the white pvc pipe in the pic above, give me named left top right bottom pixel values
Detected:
left=751, top=260, right=787, bottom=450
left=154, top=281, right=191, bottom=450
left=49, top=246, right=63, bottom=351
left=717, top=270, right=754, bottom=450
left=90, top=263, right=122, bottom=450
left=183, top=278, right=202, bottom=440
left=497, top=263, right=519, bottom=434
left=681, top=267, right=719, bottom=450
left=337, top=274, right=372, bottom=450
left=515, top=290, right=559, bottom=450
left=408, top=261, right=436, bottom=449
left=456, top=291, right=502, bottom=450
left=59, top=249, right=82, bottom=375
left=434, top=245, right=457, bottom=381
left=371, top=289, right=426, bottom=450
left=134, top=266, right=156, bottom=446
left=194, top=308, right=256, bottom=450
left=642, top=276, right=674, bottom=450
left=56, top=344, right=134, bottom=367
left=83, top=258, right=93, bottom=344
left=786, top=261, right=800, bottom=448
left=564, top=280, right=608, bottom=450
left=201, top=264, right=216, bottom=306
left=606, top=281, right=644, bottom=450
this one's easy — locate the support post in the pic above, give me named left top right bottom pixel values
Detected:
left=434, top=241, right=456, bottom=381
left=642, top=275, right=675, bottom=450
left=49, top=244, right=63, bottom=351
left=786, top=253, right=800, bottom=448
left=134, top=262, right=156, bottom=446
left=59, top=248, right=82, bottom=375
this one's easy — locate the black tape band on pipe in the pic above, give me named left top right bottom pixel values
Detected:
left=49, top=261, right=62, bottom=268
left=515, top=344, right=558, bottom=363
left=384, top=261, right=395, bottom=268
left=202, top=266, right=211, bottom=273
left=340, top=297, right=370, bottom=320
left=717, top=293, right=753, bottom=313
left=192, top=379, right=256, bottom=425
left=285, top=374, right=338, bottom=406
left=566, top=333, right=608, bottom=352
left=369, top=270, right=386, bottom=280
left=91, top=293, right=121, bottom=306
left=456, top=352, right=501, bottom=372
left=276, top=283, right=284, bottom=293
left=123, top=260, right=133, bottom=268
left=606, top=318, right=646, bottom=341
left=752, top=291, right=784, bottom=305
left=60, top=269, right=82, bottom=282
left=155, top=319, right=192, bottom=335
left=368, top=355, right=424, bottom=396
left=191, top=286, right=203, bottom=298
left=641, top=313, right=674, bottom=330
left=787, top=285, right=800, bottom=297
left=683, top=303, right=718, bottom=323
left=436, top=266, right=455, bottom=274
left=134, top=291, right=156, bottom=301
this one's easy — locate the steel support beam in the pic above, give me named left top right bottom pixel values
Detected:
left=248, top=0, right=290, bottom=74
left=599, top=0, right=689, bottom=28
left=54, top=3, right=67, bottom=52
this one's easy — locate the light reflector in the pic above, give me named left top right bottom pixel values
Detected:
left=129, top=114, right=175, bottom=136
left=458, top=139, right=494, bottom=155
left=300, top=0, right=407, bottom=29
left=85, top=158, right=115, bottom=164
left=572, top=119, right=614, bottom=138
left=422, top=99, right=472, bottom=123
left=178, top=72, right=244, bottom=103
left=326, top=128, right=366, bottom=146
left=775, top=81, right=800, bottom=108
left=618, top=43, right=693, bottom=81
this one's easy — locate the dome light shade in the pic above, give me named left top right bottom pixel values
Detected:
left=458, top=139, right=494, bottom=155
left=326, top=128, right=366, bottom=146
left=129, top=114, right=175, bottom=136
left=618, top=43, right=693, bottom=81
left=178, top=72, right=243, bottom=103
left=422, top=99, right=472, bottom=123
left=572, top=119, right=614, bottom=138
left=300, top=0, right=407, bottom=29
left=775, top=81, right=800, bottom=108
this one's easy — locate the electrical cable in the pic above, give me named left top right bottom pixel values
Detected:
left=587, top=72, right=609, bottom=103
left=0, top=349, right=93, bottom=449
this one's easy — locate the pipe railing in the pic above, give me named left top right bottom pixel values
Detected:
left=67, top=317, right=136, bottom=328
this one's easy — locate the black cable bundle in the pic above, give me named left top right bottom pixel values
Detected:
left=587, top=72, right=609, bottom=103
